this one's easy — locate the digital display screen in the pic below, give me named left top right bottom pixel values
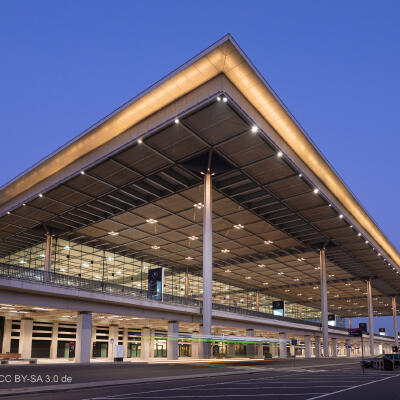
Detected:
left=148, top=268, right=164, bottom=301
left=272, top=301, right=284, bottom=317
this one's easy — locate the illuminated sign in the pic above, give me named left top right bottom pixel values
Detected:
left=379, top=328, right=386, bottom=336
left=148, top=268, right=164, bottom=301
left=272, top=301, right=284, bottom=317
left=328, top=314, right=336, bottom=327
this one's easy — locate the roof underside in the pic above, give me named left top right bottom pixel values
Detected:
left=0, top=97, right=398, bottom=317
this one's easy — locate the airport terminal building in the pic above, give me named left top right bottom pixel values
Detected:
left=0, top=35, right=399, bottom=362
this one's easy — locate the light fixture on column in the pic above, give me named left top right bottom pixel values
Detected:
left=146, top=219, right=157, bottom=224
left=193, top=202, right=204, bottom=209
left=251, top=125, right=258, bottom=133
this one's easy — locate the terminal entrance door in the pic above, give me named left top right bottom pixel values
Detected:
left=127, top=342, right=141, bottom=358
left=154, top=339, right=167, bottom=357
left=179, top=343, right=191, bottom=357
left=92, top=342, right=108, bottom=358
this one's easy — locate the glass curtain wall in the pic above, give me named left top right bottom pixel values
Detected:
left=0, top=238, right=322, bottom=322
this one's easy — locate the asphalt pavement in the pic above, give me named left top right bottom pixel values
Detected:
left=0, top=358, right=399, bottom=399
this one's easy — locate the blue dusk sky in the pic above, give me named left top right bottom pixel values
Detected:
left=0, top=1, right=399, bottom=334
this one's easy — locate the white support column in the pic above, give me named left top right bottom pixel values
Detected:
left=315, top=336, right=321, bottom=358
left=50, top=322, right=58, bottom=359
left=257, top=342, right=264, bottom=358
left=108, top=325, right=119, bottom=360
left=279, top=332, right=287, bottom=358
left=304, top=335, right=311, bottom=358
left=140, top=327, right=151, bottom=360
left=123, top=328, right=128, bottom=359
left=167, top=321, right=179, bottom=360
left=19, top=319, right=33, bottom=359
left=202, top=172, right=213, bottom=359
left=332, top=338, right=338, bottom=357
left=367, top=280, right=375, bottom=356
left=393, top=297, right=398, bottom=349
left=226, top=332, right=235, bottom=357
left=76, top=312, right=92, bottom=363
left=2, top=319, right=11, bottom=353
left=346, top=339, right=351, bottom=357
left=191, top=330, right=200, bottom=359
left=246, top=329, right=255, bottom=358
left=320, top=248, right=329, bottom=357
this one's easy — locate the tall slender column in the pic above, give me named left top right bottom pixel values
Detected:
left=279, top=332, right=287, bottom=358
left=108, top=325, right=119, bottom=360
left=19, top=319, right=33, bottom=358
left=140, top=327, right=151, bottom=360
left=191, top=330, right=200, bottom=359
left=44, top=233, right=53, bottom=275
left=76, top=312, right=92, bottom=363
left=315, top=336, right=321, bottom=358
left=50, top=322, right=58, bottom=359
left=167, top=321, right=179, bottom=360
left=304, top=335, right=311, bottom=358
left=185, top=270, right=189, bottom=298
left=123, top=328, right=128, bottom=359
left=256, top=292, right=260, bottom=312
left=202, top=172, right=213, bottom=358
left=392, top=297, right=398, bottom=348
left=2, top=319, right=11, bottom=353
left=320, top=248, right=329, bottom=357
left=332, top=338, right=338, bottom=357
left=367, top=279, right=374, bottom=356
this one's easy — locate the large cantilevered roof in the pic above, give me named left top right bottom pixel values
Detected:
left=0, top=34, right=399, bottom=318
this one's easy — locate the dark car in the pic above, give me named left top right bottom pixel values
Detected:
left=360, top=354, right=400, bottom=369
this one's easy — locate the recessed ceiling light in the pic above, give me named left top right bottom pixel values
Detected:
left=298, top=173, right=302, bottom=178
left=108, top=231, right=119, bottom=236
left=297, top=257, right=305, bottom=262
left=39, top=254, right=45, bottom=258
left=82, top=263, right=89, bottom=267
left=225, top=269, right=231, bottom=273
left=294, top=278, right=300, bottom=281
left=357, top=233, right=362, bottom=237
left=365, top=240, right=369, bottom=244
left=60, top=268, right=66, bottom=272
left=278, top=271, right=284, bottom=275
left=350, top=225, right=353, bottom=228
left=7, top=211, right=10, bottom=215
left=277, top=151, right=283, bottom=158
left=313, top=188, right=319, bottom=194
left=258, top=264, right=266, bottom=268
left=222, top=97, right=228, bottom=102
left=185, top=256, right=193, bottom=260
left=174, top=118, right=179, bottom=124
left=188, top=236, right=199, bottom=241
left=95, top=275, right=101, bottom=279
left=39, top=193, right=43, bottom=198
left=22, top=203, right=26, bottom=206
left=378, top=253, right=381, bottom=256
left=151, top=245, right=160, bottom=250
left=263, top=282, right=269, bottom=285
left=245, top=276, right=251, bottom=280
left=217, top=96, right=221, bottom=102
left=264, top=240, right=274, bottom=245
left=285, top=289, right=290, bottom=292
left=107, top=257, right=114, bottom=261
left=221, top=249, right=230, bottom=253
left=193, top=202, right=204, bottom=209
left=233, top=224, right=244, bottom=230
left=339, top=214, right=344, bottom=219
left=80, top=171, right=85, bottom=175
left=313, top=286, right=319, bottom=289
left=251, top=125, right=258, bottom=133
left=64, top=246, right=70, bottom=250
left=19, top=260, right=27, bottom=264
left=146, top=218, right=157, bottom=224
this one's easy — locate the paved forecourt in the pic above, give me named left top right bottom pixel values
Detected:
left=1, top=360, right=400, bottom=400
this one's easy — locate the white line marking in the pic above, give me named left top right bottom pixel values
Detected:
left=102, top=395, right=327, bottom=399
left=306, top=374, right=400, bottom=399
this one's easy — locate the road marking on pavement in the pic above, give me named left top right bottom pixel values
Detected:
left=306, top=374, right=400, bottom=400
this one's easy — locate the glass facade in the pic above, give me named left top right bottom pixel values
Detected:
left=0, top=238, right=328, bottom=323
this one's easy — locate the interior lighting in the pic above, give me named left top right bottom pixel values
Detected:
left=225, top=269, right=231, bottom=273
left=278, top=271, right=284, bottom=275
left=298, top=174, right=302, bottom=178
left=313, top=286, right=319, bottom=289
left=146, top=219, right=157, bottom=224
left=193, top=202, right=204, bottom=209
left=233, top=224, right=244, bottom=230
left=39, top=254, right=45, bottom=258
left=294, top=278, right=300, bottom=281
left=251, top=125, right=258, bottom=133
left=264, top=240, right=274, bottom=245
left=82, top=263, right=89, bottom=267
left=7, top=212, right=10, bottom=215
left=339, top=214, right=344, bottom=219
left=188, top=236, right=199, bottom=241
left=357, top=233, right=362, bottom=237
left=60, top=268, right=66, bottom=272
left=313, top=188, right=319, bottom=194
left=107, top=257, right=114, bottom=261
left=19, top=260, right=27, bottom=264
left=138, top=138, right=143, bottom=144
left=151, top=245, right=160, bottom=250
left=80, top=171, right=85, bottom=175
left=185, top=256, right=193, bottom=260
left=64, top=246, right=70, bottom=250
left=108, top=231, right=119, bottom=236
left=245, top=276, right=251, bottom=280
left=221, top=249, right=230, bottom=253
left=365, top=240, right=369, bottom=244
left=174, top=118, right=179, bottom=124
left=285, top=289, right=290, bottom=292
left=258, top=264, right=265, bottom=268
left=263, top=282, right=269, bottom=285
left=222, top=97, right=228, bottom=102
left=277, top=151, right=283, bottom=158
left=217, top=96, right=221, bottom=102
left=297, top=257, right=305, bottom=262
left=39, top=194, right=43, bottom=198
left=350, top=225, right=353, bottom=228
